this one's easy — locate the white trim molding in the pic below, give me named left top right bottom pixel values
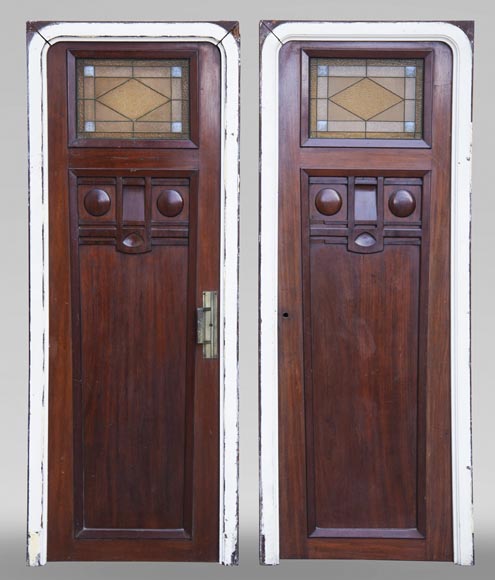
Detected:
left=26, top=21, right=239, bottom=567
left=259, top=21, right=473, bottom=566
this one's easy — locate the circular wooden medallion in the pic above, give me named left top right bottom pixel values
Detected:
left=84, top=188, right=111, bottom=217
left=157, top=189, right=184, bottom=217
left=315, top=188, right=342, bottom=216
left=389, top=189, right=416, bottom=218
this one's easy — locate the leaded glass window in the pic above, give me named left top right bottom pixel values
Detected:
left=310, top=58, right=424, bottom=140
left=76, top=59, right=190, bottom=140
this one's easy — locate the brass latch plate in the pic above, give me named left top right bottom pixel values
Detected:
left=197, top=291, right=218, bottom=359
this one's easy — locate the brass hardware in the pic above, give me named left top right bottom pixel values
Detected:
left=197, top=291, right=218, bottom=359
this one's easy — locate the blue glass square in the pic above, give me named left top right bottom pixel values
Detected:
left=171, top=66, right=182, bottom=78
left=171, top=122, right=183, bottom=133
left=317, top=121, right=327, bottom=131
left=317, top=65, right=329, bottom=77
left=84, top=121, right=95, bottom=132
left=405, top=66, right=416, bottom=77
left=405, top=121, right=416, bottom=132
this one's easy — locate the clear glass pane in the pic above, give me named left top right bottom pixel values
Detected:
left=354, top=184, right=377, bottom=221
left=309, top=58, right=424, bottom=140
left=76, top=59, right=190, bottom=140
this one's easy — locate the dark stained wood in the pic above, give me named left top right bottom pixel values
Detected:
left=47, top=38, right=74, bottom=563
left=77, top=245, right=191, bottom=536
left=278, top=40, right=453, bottom=561
left=307, top=244, right=420, bottom=534
left=47, top=40, right=221, bottom=562
left=278, top=41, right=308, bottom=559
left=314, top=188, right=342, bottom=216
left=69, top=149, right=199, bottom=169
left=388, top=189, right=417, bottom=217
left=423, top=42, right=453, bottom=561
left=157, top=189, right=184, bottom=216
left=299, top=149, right=433, bottom=171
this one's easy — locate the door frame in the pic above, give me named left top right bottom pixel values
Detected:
left=259, top=21, right=473, bottom=566
left=26, top=21, right=240, bottom=567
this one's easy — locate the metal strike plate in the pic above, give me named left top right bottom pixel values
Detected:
left=196, top=291, right=218, bottom=359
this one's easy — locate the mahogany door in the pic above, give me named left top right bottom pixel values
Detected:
left=278, top=41, right=453, bottom=560
left=47, top=41, right=221, bottom=561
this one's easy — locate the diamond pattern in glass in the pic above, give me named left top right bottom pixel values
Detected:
left=76, top=58, right=190, bottom=140
left=97, top=79, right=169, bottom=120
left=310, top=58, right=424, bottom=140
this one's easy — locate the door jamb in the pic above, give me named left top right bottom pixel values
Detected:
left=259, top=20, right=473, bottom=566
left=26, top=20, right=240, bottom=567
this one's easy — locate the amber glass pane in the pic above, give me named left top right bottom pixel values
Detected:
left=76, top=59, right=190, bottom=140
left=309, top=58, right=424, bottom=140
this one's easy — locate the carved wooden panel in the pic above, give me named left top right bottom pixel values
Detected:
left=303, top=172, right=425, bottom=540
left=74, top=172, right=191, bottom=254
left=71, top=170, right=195, bottom=540
left=309, top=175, right=422, bottom=254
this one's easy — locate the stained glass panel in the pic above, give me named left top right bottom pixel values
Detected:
left=76, top=59, right=190, bottom=140
left=309, top=58, right=424, bottom=140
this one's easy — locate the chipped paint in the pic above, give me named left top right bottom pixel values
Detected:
left=218, top=26, right=240, bottom=567
left=27, top=531, right=42, bottom=566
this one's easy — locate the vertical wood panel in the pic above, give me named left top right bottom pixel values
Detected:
left=79, top=246, right=189, bottom=534
left=278, top=41, right=309, bottom=559
left=191, top=41, right=221, bottom=562
left=47, top=38, right=74, bottom=562
left=308, top=244, right=419, bottom=534
left=425, top=41, right=453, bottom=561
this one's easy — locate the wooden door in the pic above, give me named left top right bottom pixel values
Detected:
left=47, top=41, right=221, bottom=561
left=278, top=42, right=453, bottom=560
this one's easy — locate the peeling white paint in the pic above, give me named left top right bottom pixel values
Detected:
left=259, top=28, right=280, bottom=567
left=218, top=29, right=240, bottom=567
left=27, top=531, right=42, bottom=567
left=259, top=21, right=473, bottom=566
left=27, top=21, right=239, bottom=567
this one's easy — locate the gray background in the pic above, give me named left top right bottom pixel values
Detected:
left=0, top=0, right=493, bottom=578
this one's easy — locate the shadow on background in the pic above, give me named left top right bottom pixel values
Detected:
left=2, top=528, right=494, bottom=580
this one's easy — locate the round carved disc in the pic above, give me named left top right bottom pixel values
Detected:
left=157, top=189, right=184, bottom=217
left=389, top=189, right=416, bottom=218
left=315, top=188, right=342, bottom=216
left=84, top=188, right=111, bottom=217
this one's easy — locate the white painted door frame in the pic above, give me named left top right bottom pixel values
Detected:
left=259, top=21, right=474, bottom=566
left=26, top=21, right=239, bottom=567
